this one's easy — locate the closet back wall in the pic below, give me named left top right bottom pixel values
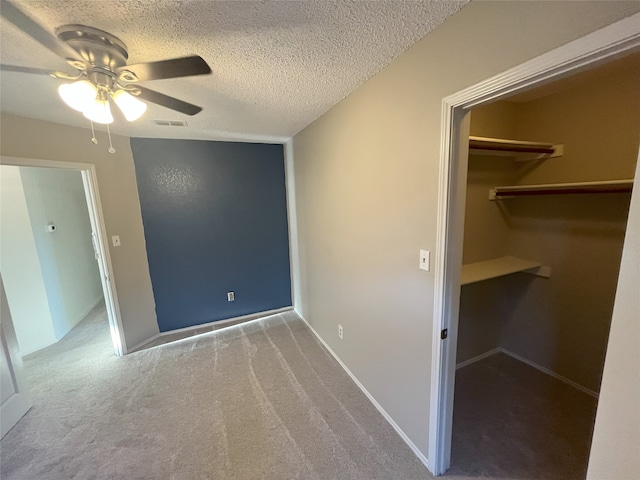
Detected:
left=504, top=62, right=640, bottom=393
left=130, top=139, right=291, bottom=332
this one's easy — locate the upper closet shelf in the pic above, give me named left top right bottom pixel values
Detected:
left=490, top=179, right=634, bottom=200
left=461, top=256, right=551, bottom=286
left=469, top=136, right=564, bottom=161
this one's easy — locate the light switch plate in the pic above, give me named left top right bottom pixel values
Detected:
left=112, top=235, right=121, bottom=247
left=419, top=249, right=430, bottom=271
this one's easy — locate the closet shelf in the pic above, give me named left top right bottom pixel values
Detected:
left=469, top=136, right=563, bottom=161
left=461, top=256, right=551, bottom=286
left=490, top=179, right=634, bottom=200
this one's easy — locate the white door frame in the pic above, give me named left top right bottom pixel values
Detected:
left=0, top=156, right=126, bottom=356
left=428, top=13, right=640, bottom=476
left=0, top=275, right=33, bottom=438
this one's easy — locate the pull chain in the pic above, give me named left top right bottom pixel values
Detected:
left=106, top=123, right=116, bottom=154
left=90, top=121, right=98, bottom=144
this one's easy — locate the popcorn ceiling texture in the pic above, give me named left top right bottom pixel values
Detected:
left=0, top=0, right=468, bottom=142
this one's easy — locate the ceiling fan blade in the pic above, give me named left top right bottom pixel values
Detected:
left=134, top=86, right=203, bottom=116
left=0, top=0, right=81, bottom=61
left=118, top=55, right=211, bottom=82
left=0, top=64, right=53, bottom=75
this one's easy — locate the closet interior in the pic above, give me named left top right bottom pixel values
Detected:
left=449, top=53, right=640, bottom=479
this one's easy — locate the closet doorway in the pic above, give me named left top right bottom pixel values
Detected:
left=427, top=15, right=640, bottom=478
left=450, top=53, right=638, bottom=479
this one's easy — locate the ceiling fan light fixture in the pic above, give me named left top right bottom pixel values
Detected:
left=82, top=92, right=114, bottom=124
left=58, top=80, right=97, bottom=112
left=112, top=89, right=147, bottom=121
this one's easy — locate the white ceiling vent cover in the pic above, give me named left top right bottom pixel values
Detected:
left=153, top=120, right=188, bottom=127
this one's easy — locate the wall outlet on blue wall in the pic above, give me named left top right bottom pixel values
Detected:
left=227, top=292, right=235, bottom=302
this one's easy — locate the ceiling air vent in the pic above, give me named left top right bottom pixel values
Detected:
left=153, top=120, right=188, bottom=127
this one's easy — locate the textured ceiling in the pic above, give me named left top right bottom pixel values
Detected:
left=0, top=1, right=467, bottom=142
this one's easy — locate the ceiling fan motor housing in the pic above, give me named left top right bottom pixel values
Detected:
left=55, top=24, right=132, bottom=87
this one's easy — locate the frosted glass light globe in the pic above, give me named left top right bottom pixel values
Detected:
left=83, top=96, right=114, bottom=124
left=112, top=90, right=147, bottom=121
left=58, top=80, right=97, bottom=112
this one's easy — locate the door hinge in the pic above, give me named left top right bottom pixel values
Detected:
left=441, top=328, right=448, bottom=340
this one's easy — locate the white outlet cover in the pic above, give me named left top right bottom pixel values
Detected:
left=112, top=235, right=121, bottom=247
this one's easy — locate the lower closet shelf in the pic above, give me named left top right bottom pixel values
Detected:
left=461, top=256, right=551, bottom=285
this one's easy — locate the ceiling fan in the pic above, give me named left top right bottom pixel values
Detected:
left=0, top=0, right=212, bottom=129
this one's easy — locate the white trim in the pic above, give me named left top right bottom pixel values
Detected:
left=0, top=155, right=126, bottom=356
left=455, top=348, right=599, bottom=398
left=56, top=294, right=104, bottom=341
left=140, top=132, right=291, bottom=145
left=455, top=348, right=501, bottom=370
left=76, top=295, right=105, bottom=326
left=0, top=276, right=33, bottom=439
left=430, top=13, right=640, bottom=476
left=283, top=139, right=302, bottom=313
left=298, top=313, right=430, bottom=471
left=158, top=306, right=293, bottom=336
left=129, top=307, right=294, bottom=352
left=81, top=168, right=126, bottom=355
left=126, top=333, right=160, bottom=353
left=18, top=338, right=57, bottom=358
left=0, top=157, right=93, bottom=170
left=499, top=348, right=599, bottom=399
left=128, top=333, right=160, bottom=353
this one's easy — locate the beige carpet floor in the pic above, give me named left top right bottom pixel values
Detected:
left=1, top=306, right=598, bottom=480
left=0, top=305, right=432, bottom=480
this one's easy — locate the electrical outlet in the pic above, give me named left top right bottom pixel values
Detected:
left=227, top=292, right=235, bottom=302
left=112, top=235, right=121, bottom=247
left=338, top=324, right=343, bottom=340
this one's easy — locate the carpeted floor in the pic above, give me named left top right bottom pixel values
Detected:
left=449, top=352, right=599, bottom=480
left=0, top=305, right=432, bottom=480
left=1, top=306, right=599, bottom=480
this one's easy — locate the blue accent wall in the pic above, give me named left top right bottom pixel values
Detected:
left=130, top=138, right=291, bottom=332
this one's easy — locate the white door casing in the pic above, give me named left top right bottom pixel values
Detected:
left=0, top=275, right=33, bottom=439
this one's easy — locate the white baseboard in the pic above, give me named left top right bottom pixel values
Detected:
left=57, top=295, right=105, bottom=341
left=127, top=306, right=293, bottom=353
left=456, top=348, right=502, bottom=370
left=456, top=347, right=599, bottom=398
left=500, top=348, right=599, bottom=398
left=20, top=337, right=57, bottom=358
left=126, top=333, right=160, bottom=353
left=160, top=306, right=293, bottom=336
left=77, top=294, right=104, bottom=322
left=298, top=314, right=430, bottom=471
